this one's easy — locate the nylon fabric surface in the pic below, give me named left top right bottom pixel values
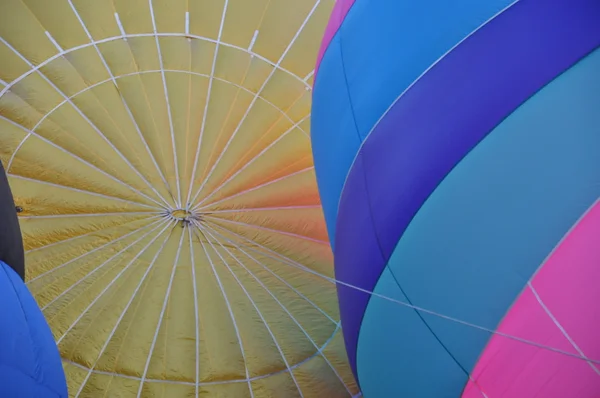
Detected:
left=332, top=0, right=600, bottom=378
left=462, top=200, right=600, bottom=397
left=0, top=158, right=25, bottom=279
left=311, top=0, right=512, bottom=246
left=311, top=0, right=600, bottom=396
left=0, top=1, right=359, bottom=397
left=357, top=46, right=600, bottom=397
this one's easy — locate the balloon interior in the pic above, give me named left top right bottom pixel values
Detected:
left=0, top=1, right=357, bottom=397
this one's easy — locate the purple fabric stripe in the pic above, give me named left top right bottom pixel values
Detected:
left=334, top=0, right=600, bottom=377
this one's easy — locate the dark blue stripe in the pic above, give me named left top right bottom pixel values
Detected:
left=310, top=0, right=511, bottom=247
left=334, top=0, right=600, bottom=376
left=357, top=46, right=600, bottom=397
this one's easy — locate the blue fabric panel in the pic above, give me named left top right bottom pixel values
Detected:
left=333, top=0, right=600, bottom=378
left=338, top=0, right=512, bottom=139
left=311, top=0, right=512, bottom=247
left=0, top=261, right=68, bottom=397
left=357, top=268, right=469, bottom=397
left=311, top=34, right=361, bottom=245
left=358, top=47, right=600, bottom=397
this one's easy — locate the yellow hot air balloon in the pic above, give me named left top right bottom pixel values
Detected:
left=0, top=0, right=359, bottom=396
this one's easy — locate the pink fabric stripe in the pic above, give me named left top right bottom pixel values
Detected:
left=463, top=200, right=600, bottom=398
left=314, top=0, right=356, bottom=80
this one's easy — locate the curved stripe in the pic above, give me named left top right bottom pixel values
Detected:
left=356, top=46, right=600, bottom=397
left=314, top=0, right=355, bottom=78
left=463, top=200, right=600, bottom=398
left=357, top=268, right=467, bottom=398
left=311, top=0, right=512, bottom=246
left=334, top=0, right=600, bottom=375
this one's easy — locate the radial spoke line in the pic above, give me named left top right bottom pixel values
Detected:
left=178, top=70, right=303, bottom=129
left=183, top=41, right=193, bottom=207
left=0, top=32, right=310, bottom=101
left=25, top=216, right=160, bottom=255
left=149, top=0, right=182, bottom=208
left=205, top=220, right=328, bottom=282
left=67, top=0, right=173, bottom=209
left=192, top=0, right=321, bottom=202
left=201, top=222, right=336, bottom=323
left=15, top=68, right=303, bottom=146
left=19, top=211, right=160, bottom=219
left=26, top=217, right=164, bottom=284
left=204, top=215, right=328, bottom=244
left=41, top=219, right=170, bottom=311
left=6, top=131, right=31, bottom=172
left=206, top=83, right=310, bottom=193
left=0, top=38, right=167, bottom=209
left=203, top=205, right=320, bottom=214
left=73, top=221, right=176, bottom=397
left=57, top=220, right=175, bottom=346
left=204, top=225, right=600, bottom=365
left=120, top=85, right=175, bottom=206
left=188, top=1, right=320, bottom=207
left=192, top=114, right=310, bottom=210
left=204, top=236, right=352, bottom=397
left=121, top=30, right=179, bottom=206
left=187, top=227, right=200, bottom=396
left=196, top=59, right=253, bottom=209
left=1, top=115, right=164, bottom=209
left=192, top=227, right=254, bottom=398
left=303, top=70, right=314, bottom=82
left=137, top=228, right=186, bottom=397
left=195, top=166, right=313, bottom=211
left=4, top=66, right=304, bottom=208
left=184, top=0, right=229, bottom=209
left=26, top=216, right=160, bottom=285
left=9, top=174, right=157, bottom=210
left=114, top=12, right=127, bottom=38
left=202, top=226, right=352, bottom=395
left=64, top=320, right=342, bottom=386
left=199, top=224, right=304, bottom=398
left=45, top=32, right=62, bottom=52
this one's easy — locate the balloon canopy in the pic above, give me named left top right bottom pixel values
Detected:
left=312, top=0, right=600, bottom=397
left=0, top=0, right=359, bottom=396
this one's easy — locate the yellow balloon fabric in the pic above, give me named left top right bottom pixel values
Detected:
left=0, top=0, right=359, bottom=396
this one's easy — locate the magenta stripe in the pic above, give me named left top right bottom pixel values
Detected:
left=314, top=0, right=355, bottom=79
left=463, top=200, right=600, bottom=398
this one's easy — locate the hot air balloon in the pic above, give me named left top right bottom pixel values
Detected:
left=0, top=0, right=360, bottom=396
left=312, top=0, right=600, bottom=397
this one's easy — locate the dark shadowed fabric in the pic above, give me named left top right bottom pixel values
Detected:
left=0, top=160, right=24, bottom=280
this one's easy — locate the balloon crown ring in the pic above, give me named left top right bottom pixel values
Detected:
left=166, top=209, right=202, bottom=226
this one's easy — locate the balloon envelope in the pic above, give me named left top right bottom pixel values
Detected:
left=0, top=0, right=359, bottom=396
left=312, top=0, right=600, bottom=397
